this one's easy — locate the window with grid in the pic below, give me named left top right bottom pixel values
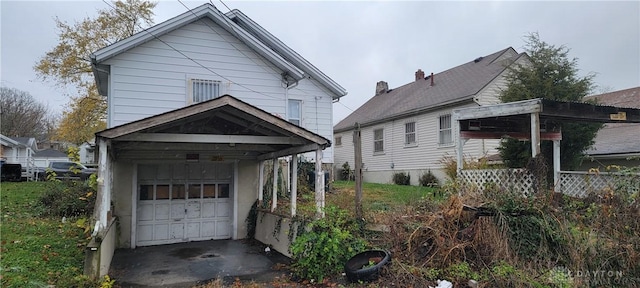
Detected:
left=335, top=136, right=342, bottom=146
left=374, top=128, right=384, bottom=153
left=288, top=99, right=302, bottom=126
left=439, top=114, right=452, bottom=145
left=190, top=79, right=221, bottom=104
left=405, top=122, right=416, bottom=145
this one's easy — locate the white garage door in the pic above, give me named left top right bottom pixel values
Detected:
left=136, top=163, right=232, bottom=247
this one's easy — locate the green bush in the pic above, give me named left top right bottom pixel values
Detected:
left=392, top=171, right=410, bottom=185
left=289, top=205, right=367, bottom=282
left=340, top=162, right=354, bottom=181
left=419, top=170, right=439, bottom=187
left=39, top=177, right=97, bottom=217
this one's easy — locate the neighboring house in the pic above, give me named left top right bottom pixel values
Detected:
left=79, top=140, right=96, bottom=166
left=88, top=3, right=346, bottom=277
left=33, top=149, right=70, bottom=168
left=1, top=135, right=38, bottom=173
left=334, top=47, right=526, bottom=184
left=580, top=87, right=640, bottom=170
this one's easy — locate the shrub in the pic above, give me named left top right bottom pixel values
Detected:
left=419, top=170, right=439, bottom=187
left=392, top=171, right=410, bottom=185
left=39, top=176, right=97, bottom=217
left=289, top=205, right=367, bottom=282
left=340, top=162, right=354, bottom=181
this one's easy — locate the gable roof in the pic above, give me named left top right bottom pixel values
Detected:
left=96, top=94, right=330, bottom=160
left=584, top=86, right=640, bottom=157
left=91, top=3, right=346, bottom=99
left=8, top=137, right=37, bottom=149
left=0, top=134, right=20, bottom=147
left=334, top=47, right=525, bottom=132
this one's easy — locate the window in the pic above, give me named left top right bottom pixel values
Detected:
left=405, top=122, right=416, bottom=145
left=190, top=79, right=221, bottom=104
left=374, top=128, right=384, bottom=153
left=439, top=114, right=452, bottom=145
left=288, top=99, right=302, bottom=125
left=335, top=136, right=342, bottom=146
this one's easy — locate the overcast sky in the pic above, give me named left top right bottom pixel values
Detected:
left=2, top=1, right=639, bottom=124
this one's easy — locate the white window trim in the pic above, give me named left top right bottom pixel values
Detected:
left=186, top=76, right=225, bottom=105
left=438, top=114, right=454, bottom=147
left=373, top=128, right=384, bottom=155
left=404, top=121, right=418, bottom=147
left=288, top=99, right=303, bottom=126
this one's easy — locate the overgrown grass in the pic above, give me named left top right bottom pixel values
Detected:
left=332, top=180, right=442, bottom=210
left=0, top=182, right=91, bottom=287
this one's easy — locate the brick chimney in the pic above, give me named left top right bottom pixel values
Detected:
left=415, top=69, right=425, bottom=81
left=375, top=81, right=388, bottom=95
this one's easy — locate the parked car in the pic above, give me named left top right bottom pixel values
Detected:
left=35, top=161, right=97, bottom=181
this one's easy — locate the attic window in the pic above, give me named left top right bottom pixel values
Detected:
left=189, top=79, right=221, bottom=104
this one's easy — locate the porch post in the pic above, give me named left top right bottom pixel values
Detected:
left=530, top=112, right=541, bottom=157
left=291, top=154, right=298, bottom=216
left=553, top=139, right=561, bottom=191
left=96, top=138, right=111, bottom=231
left=315, top=148, right=325, bottom=218
left=258, top=161, right=264, bottom=201
left=271, top=157, right=278, bottom=212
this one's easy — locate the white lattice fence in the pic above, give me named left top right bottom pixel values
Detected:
left=558, top=171, right=640, bottom=198
left=458, top=169, right=536, bottom=195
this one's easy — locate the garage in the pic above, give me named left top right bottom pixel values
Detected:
left=135, top=162, right=233, bottom=247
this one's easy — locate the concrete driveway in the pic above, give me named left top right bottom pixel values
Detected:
left=109, top=239, right=291, bottom=287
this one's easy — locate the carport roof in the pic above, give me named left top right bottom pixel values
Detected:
left=96, top=95, right=330, bottom=160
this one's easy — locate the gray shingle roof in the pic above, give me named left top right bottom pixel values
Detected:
left=334, top=47, right=524, bottom=132
left=585, top=87, right=640, bottom=156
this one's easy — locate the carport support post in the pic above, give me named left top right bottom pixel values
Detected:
left=97, top=138, right=111, bottom=230
left=291, top=154, right=298, bottom=216
left=258, top=161, right=264, bottom=201
left=553, top=139, right=561, bottom=191
left=315, top=148, right=325, bottom=218
left=271, top=157, right=278, bottom=212
left=530, top=112, right=541, bottom=157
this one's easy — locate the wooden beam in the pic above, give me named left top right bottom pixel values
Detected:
left=315, top=149, right=324, bottom=218
left=257, top=143, right=322, bottom=161
left=354, top=123, right=363, bottom=219
left=460, top=131, right=562, bottom=141
left=531, top=113, right=540, bottom=157
left=291, top=154, right=298, bottom=217
left=453, top=99, right=542, bottom=121
left=553, top=139, right=561, bottom=191
left=271, top=157, right=277, bottom=212
left=258, top=161, right=264, bottom=201
left=115, top=133, right=305, bottom=145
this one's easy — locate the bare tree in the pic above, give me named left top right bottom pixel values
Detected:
left=0, top=86, right=56, bottom=141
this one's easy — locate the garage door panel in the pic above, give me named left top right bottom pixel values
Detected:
left=137, top=225, right=153, bottom=241
left=171, top=203, right=185, bottom=219
left=187, top=222, right=200, bottom=238
left=202, top=202, right=216, bottom=218
left=154, top=224, right=169, bottom=240
left=216, top=202, right=230, bottom=217
left=187, top=201, right=201, bottom=219
left=155, top=203, right=170, bottom=220
left=216, top=221, right=230, bottom=237
left=201, top=221, right=216, bottom=237
left=170, top=223, right=184, bottom=239
left=138, top=203, right=154, bottom=221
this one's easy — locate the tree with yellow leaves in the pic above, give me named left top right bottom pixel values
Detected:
left=35, top=0, right=156, bottom=144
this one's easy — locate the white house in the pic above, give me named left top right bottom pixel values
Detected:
left=79, top=140, right=96, bottom=166
left=88, top=3, right=346, bottom=277
left=333, top=47, right=527, bottom=184
left=0, top=135, right=38, bottom=179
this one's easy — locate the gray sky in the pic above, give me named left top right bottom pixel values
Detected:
left=1, top=1, right=639, bottom=125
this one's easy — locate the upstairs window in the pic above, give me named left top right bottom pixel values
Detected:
left=335, top=136, right=342, bottom=146
left=189, top=79, right=221, bottom=104
left=439, top=114, right=453, bottom=146
left=374, top=128, right=384, bottom=153
left=288, top=99, right=302, bottom=126
left=405, top=121, right=416, bottom=145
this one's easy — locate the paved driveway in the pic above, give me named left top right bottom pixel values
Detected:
left=109, top=239, right=291, bottom=287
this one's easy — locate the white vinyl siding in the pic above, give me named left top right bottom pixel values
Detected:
left=373, top=128, right=384, bottom=153
left=189, top=78, right=221, bottom=104
left=439, top=114, right=452, bottom=146
left=405, top=121, right=416, bottom=145
left=105, top=18, right=337, bottom=163
left=288, top=99, right=302, bottom=126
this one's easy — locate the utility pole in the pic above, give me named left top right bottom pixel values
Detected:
left=354, top=122, right=363, bottom=219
